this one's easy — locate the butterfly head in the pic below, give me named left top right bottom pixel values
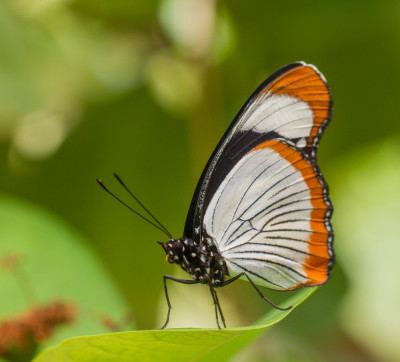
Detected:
left=158, top=240, right=179, bottom=264
left=158, top=238, right=197, bottom=266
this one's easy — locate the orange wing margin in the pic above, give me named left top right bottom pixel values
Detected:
left=257, top=139, right=334, bottom=287
left=259, top=64, right=331, bottom=155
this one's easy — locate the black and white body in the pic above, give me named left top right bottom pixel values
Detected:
left=159, top=238, right=228, bottom=287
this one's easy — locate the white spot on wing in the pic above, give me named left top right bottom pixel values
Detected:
left=296, top=138, right=307, bottom=148
left=241, top=94, right=314, bottom=141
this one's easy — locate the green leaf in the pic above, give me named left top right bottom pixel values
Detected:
left=34, top=287, right=315, bottom=361
left=0, top=195, right=130, bottom=347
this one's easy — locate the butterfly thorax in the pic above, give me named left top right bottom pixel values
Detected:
left=159, top=238, right=229, bottom=287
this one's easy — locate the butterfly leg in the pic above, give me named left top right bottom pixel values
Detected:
left=219, top=273, right=243, bottom=287
left=209, top=285, right=226, bottom=329
left=242, top=273, right=292, bottom=311
left=220, top=273, right=292, bottom=311
left=160, top=275, right=199, bottom=329
left=213, top=288, right=227, bottom=329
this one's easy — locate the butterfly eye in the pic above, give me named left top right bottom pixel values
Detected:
left=166, top=254, right=175, bottom=264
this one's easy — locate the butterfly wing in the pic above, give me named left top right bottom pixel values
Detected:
left=184, top=62, right=334, bottom=290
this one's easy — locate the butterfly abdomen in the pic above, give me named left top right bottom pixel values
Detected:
left=160, top=238, right=229, bottom=286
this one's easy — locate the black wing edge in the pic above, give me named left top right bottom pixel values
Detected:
left=183, top=62, right=307, bottom=239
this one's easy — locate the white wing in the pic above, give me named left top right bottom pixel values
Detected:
left=203, top=139, right=333, bottom=290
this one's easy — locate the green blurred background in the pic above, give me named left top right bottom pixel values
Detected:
left=1, top=0, right=400, bottom=360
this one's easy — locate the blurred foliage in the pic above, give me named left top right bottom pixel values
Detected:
left=0, top=195, right=130, bottom=357
left=333, top=139, right=400, bottom=361
left=0, top=0, right=399, bottom=360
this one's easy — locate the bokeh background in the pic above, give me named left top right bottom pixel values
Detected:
left=1, top=0, right=399, bottom=360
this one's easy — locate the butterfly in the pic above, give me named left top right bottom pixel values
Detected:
left=97, top=62, right=334, bottom=329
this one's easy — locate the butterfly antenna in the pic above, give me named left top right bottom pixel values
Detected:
left=96, top=178, right=172, bottom=238
left=112, top=173, right=173, bottom=239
